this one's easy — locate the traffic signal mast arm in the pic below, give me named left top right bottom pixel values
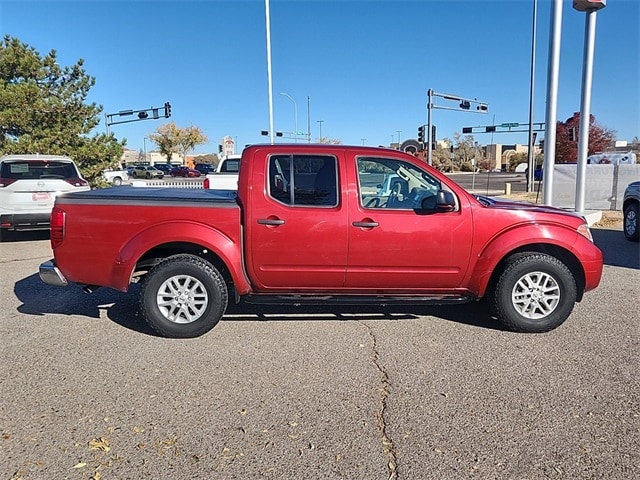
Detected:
left=429, top=91, right=489, bottom=113
left=106, top=102, right=172, bottom=128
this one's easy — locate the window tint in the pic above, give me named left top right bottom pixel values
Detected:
left=220, top=159, right=240, bottom=172
left=0, top=161, right=78, bottom=180
left=268, top=154, right=338, bottom=207
left=357, top=157, right=441, bottom=210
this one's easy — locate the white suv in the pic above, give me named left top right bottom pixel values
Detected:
left=0, top=154, right=90, bottom=232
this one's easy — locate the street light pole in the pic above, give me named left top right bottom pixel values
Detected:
left=526, top=0, right=538, bottom=193
left=280, top=92, right=298, bottom=141
left=573, top=0, right=606, bottom=214
left=265, top=0, right=275, bottom=144
left=317, top=120, right=324, bottom=141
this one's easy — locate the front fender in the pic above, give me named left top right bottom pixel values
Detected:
left=110, top=221, right=250, bottom=293
left=466, top=223, right=584, bottom=297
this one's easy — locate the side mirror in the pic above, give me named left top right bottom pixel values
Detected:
left=426, top=190, right=456, bottom=212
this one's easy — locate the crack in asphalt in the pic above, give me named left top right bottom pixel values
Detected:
left=359, top=320, right=398, bottom=480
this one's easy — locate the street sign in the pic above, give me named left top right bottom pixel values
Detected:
left=500, top=123, right=520, bottom=128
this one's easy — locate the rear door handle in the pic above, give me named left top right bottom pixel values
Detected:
left=352, top=221, right=379, bottom=228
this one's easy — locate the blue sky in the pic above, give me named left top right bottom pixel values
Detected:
left=2, top=0, right=638, bottom=154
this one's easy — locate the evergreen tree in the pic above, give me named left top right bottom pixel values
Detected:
left=0, top=35, right=124, bottom=186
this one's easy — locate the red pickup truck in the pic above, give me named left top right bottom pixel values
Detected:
left=39, top=144, right=603, bottom=338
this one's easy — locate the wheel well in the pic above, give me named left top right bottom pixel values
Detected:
left=487, top=244, right=586, bottom=301
left=133, top=242, right=234, bottom=289
left=623, top=197, right=638, bottom=212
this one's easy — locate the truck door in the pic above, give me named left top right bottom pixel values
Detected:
left=246, top=153, right=348, bottom=290
left=346, top=155, right=473, bottom=289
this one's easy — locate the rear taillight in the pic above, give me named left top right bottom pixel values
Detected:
left=0, top=177, right=17, bottom=187
left=203, top=177, right=210, bottom=189
left=64, top=177, right=89, bottom=187
left=50, top=207, right=65, bottom=248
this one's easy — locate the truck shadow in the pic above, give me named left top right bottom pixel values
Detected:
left=591, top=228, right=639, bottom=269
left=14, top=273, right=507, bottom=336
left=17, top=227, right=633, bottom=337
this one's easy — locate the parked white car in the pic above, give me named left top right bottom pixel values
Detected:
left=203, top=154, right=241, bottom=190
left=0, top=154, right=90, bottom=232
left=103, top=168, right=129, bottom=185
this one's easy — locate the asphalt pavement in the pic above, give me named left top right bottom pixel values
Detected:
left=0, top=223, right=638, bottom=480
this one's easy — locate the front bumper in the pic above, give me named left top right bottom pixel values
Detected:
left=39, top=260, right=68, bottom=287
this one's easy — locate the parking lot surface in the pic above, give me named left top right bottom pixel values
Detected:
left=1, top=223, right=638, bottom=479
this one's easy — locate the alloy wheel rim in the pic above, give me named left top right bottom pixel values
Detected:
left=511, top=271, right=560, bottom=319
left=156, top=274, right=208, bottom=324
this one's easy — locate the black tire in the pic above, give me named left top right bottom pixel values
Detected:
left=489, top=253, right=577, bottom=333
left=623, top=202, right=639, bottom=242
left=140, top=254, right=228, bottom=338
left=112, top=176, right=122, bottom=186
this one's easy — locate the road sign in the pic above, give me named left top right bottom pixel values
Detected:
left=500, top=123, right=520, bottom=128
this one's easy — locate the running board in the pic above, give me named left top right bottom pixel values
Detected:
left=242, top=294, right=471, bottom=306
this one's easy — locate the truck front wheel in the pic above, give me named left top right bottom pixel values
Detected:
left=489, top=253, right=577, bottom=333
left=140, top=254, right=228, bottom=338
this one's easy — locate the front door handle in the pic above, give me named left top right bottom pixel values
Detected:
left=352, top=221, right=379, bottom=228
left=258, top=218, right=285, bottom=226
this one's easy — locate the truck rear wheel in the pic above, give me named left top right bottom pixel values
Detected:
left=140, top=254, right=228, bottom=338
left=489, top=253, right=577, bottom=333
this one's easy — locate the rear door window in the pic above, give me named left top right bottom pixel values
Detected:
left=268, top=154, right=338, bottom=207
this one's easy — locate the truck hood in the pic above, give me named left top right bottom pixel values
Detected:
left=475, top=195, right=584, bottom=220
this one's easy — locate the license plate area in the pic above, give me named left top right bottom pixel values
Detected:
left=32, top=192, right=52, bottom=202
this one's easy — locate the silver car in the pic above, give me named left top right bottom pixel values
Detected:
left=623, top=180, right=639, bottom=242
left=0, top=154, right=90, bottom=232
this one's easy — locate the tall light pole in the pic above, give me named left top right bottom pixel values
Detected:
left=265, top=0, right=275, bottom=144
left=317, top=120, right=324, bottom=141
left=280, top=92, right=298, bottom=141
left=307, top=96, right=311, bottom=143
left=573, top=0, right=606, bottom=214
left=526, top=0, right=538, bottom=193
left=542, top=0, right=563, bottom=205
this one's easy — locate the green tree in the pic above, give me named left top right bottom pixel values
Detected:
left=176, top=125, right=208, bottom=164
left=148, top=123, right=207, bottom=164
left=555, top=112, right=615, bottom=163
left=318, top=137, right=342, bottom=144
left=0, top=35, right=125, bottom=186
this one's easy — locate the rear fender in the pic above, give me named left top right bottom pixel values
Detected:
left=111, top=221, right=250, bottom=293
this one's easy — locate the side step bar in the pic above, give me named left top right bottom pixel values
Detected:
left=243, top=294, right=471, bottom=306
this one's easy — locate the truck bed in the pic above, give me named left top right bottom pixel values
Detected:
left=58, top=186, right=238, bottom=205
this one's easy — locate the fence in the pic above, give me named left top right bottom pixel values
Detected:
left=130, top=179, right=204, bottom=189
left=551, top=164, right=640, bottom=211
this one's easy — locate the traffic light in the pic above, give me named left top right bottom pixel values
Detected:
left=137, top=111, right=148, bottom=119
left=417, top=125, right=426, bottom=143
left=459, top=100, right=471, bottom=110
left=462, top=127, right=473, bottom=134
left=485, top=126, right=497, bottom=133
left=431, top=125, right=436, bottom=142
left=477, top=104, right=488, bottom=112
left=164, top=102, right=172, bottom=118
